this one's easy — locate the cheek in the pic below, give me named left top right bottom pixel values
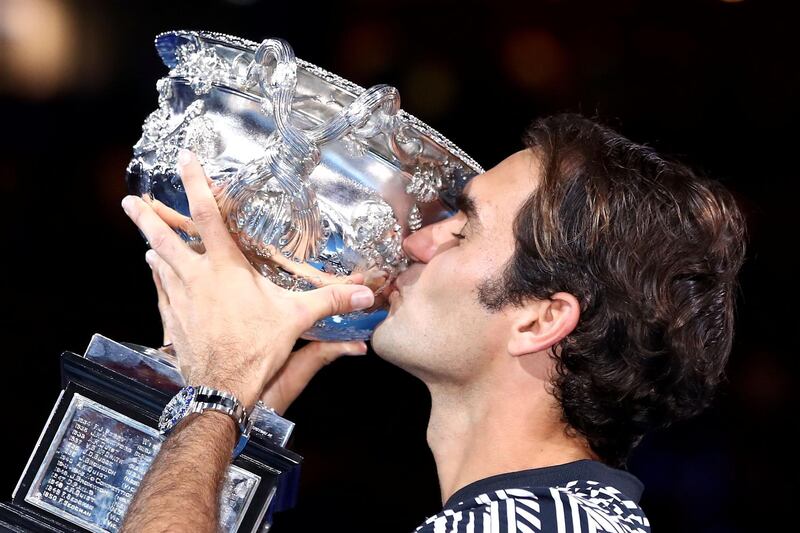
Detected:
left=416, top=251, right=491, bottom=309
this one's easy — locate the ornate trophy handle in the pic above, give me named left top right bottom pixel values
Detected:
left=309, top=84, right=400, bottom=145
left=219, top=38, right=402, bottom=267
left=220, top=39, right=323, bottom=263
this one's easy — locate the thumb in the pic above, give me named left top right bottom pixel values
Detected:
left=295, top=283, right=375, bottom=328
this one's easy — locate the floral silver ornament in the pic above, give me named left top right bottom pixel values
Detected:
left=407, top=204, right=423, bottom=232
left=172, top=41, right=229, bottom=95
left=407, top=162, right=443, bottom=203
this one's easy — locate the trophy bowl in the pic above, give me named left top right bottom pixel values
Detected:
left=126, top=30, right=483, bottom=341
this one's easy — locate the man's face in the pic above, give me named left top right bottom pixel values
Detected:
left=371, top=149, right=540, bottom=385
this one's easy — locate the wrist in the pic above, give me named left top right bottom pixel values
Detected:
left=187, top=345, right=287, bottom=409
left=178, top=410, right=238, bottom=441
left=186, top=373, right=261, bottom=410
left=160, top=384, right=254, bottom=458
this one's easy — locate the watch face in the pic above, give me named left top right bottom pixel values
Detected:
left=158, top=385, right=196, bottom=434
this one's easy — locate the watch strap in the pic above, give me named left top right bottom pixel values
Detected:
left=191, top=386, right=249, bottom=435
left=160, top=384, right=253, bottom=458
left=190, top=386, right=252, bottom=458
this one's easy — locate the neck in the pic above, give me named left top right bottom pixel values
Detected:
left=425, top=375, right=597, bottom=505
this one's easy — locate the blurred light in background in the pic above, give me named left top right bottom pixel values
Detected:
left=502, top=28, right=568, bottom=93
left=336, top=20, right=395, bottom=80
left=0, top=0, right=78, bottom=98
left=402, top=61, right=457, bottom=119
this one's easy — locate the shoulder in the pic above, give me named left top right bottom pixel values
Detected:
left=414, top=481, right=650, bottom=533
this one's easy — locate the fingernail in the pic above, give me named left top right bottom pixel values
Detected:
left=145, top=249, right=157, bottom=266
left=350, top=289, right=374, bottom=310
left=177, top=149, right=192, bottom=167
left=121, top=196, right=134, bottom=214
left=342, top=341, right=367, bottom=356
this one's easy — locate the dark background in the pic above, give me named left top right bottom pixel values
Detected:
left=0, top=0, right=796, bottom=531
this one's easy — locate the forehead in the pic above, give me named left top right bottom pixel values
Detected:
left=463, top=149, right=539, bottom=216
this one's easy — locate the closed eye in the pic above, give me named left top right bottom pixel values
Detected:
left=451, top=220, right=468, bottom=240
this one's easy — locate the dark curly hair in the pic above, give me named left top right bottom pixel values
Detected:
left=477, top=114, right=747, bottom=468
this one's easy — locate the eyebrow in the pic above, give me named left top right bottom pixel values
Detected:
left=455, top=190, right=481, bottom=229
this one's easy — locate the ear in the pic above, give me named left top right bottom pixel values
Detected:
left=507, top=292, right=580, bottom=356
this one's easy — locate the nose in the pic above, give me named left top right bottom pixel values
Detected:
left=402, top=223, right=436, bottom=263
left=402, top=214, right=463, bottom=263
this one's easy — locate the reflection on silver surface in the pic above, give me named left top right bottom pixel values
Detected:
left=128, top=31, right=483, bottom=340
left=24, top=393, right=259, bottom=532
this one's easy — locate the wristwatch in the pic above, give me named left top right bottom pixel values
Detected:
left=159, top=385, right=253, bottom=457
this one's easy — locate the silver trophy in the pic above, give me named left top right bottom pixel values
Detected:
left=4, top=31, right=483, bottom=533
left=126, top=30, right=484, bottom=341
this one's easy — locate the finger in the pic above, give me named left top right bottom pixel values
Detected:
left=176, top=149, right=241, bottom=259
left=293, top=283, right=375, bottom=329
left=147, top=254, right=187, bottom=366
left=150, top=199, right=198, bottom=238
left=122, top=195, right=196, bottom=279
left=362, top=269, right=389, bottom=292
left=149, top=199, right=205, bottom=254
left=262, top=245, right=367, bottom=288
left=145, top=249, right=187, bottom=314
left=261, top=341, right=367, bottom=413
left=150, top=268, right=173, bottom=346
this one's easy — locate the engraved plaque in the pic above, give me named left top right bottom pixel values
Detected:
left=219, top=466, right=261, bottom=531
left=24, top=394, right=260, bottom=532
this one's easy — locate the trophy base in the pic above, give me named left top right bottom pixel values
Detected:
left=4, top=335, right=302, bottom=533
left=0, top=500, right=77, bottom=532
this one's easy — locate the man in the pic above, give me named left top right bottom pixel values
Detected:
left=119, top=114, right=746, bottom=532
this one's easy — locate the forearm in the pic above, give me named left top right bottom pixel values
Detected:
left=121, top=411, right=237, bottom=532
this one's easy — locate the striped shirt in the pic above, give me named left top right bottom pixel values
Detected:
left=414, top=460, right=650, bottom=533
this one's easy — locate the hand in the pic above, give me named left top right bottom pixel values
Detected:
left=122, top=149, right=375, bottom=408
left=150, top=267, right=369, bottom=414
